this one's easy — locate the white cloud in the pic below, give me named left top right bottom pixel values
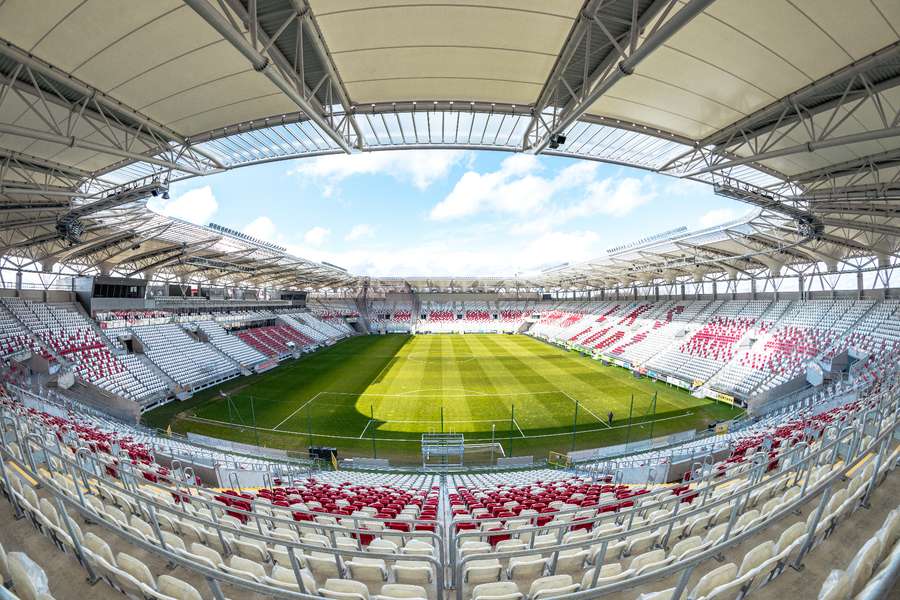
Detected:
left=147, top=185, right=218, bottom=225
left=304, top=226, right=331, bottom=246
left=583, top=176, right=655, bottom=217
left=699, top=208, right=739, bottom=228
left=345, top=224, right=375, bottom=241
left=430, top=156, right=656, bottom=227
left=508, top=175, right=657, bottom=236
left=430, top=155, right=595, bottom=221
left=289, top=149, right=467, bottom=191
left=279, top=226, right=604, bottom=278
left=665, top=177, right=707, bottom=197
left=242, top=216, right=278, bottom=240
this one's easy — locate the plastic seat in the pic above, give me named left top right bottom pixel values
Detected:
left=464, top=559, right=503, bottom=597
left=636, top=589, right=674, bottom=600
left=507, top=555, right=548, bottom=594
left=83, top=532, right=116, bottom=567
left=157, top=574, right=203, bottom=600
left=554, top=549, right=588, bottom=577
left=529, top=574, right=579, bottom=600
left=116, top=552, right=156, bottom=596
left=392, top=561, right=435, bottom=600
left=670, top=536, right=705, bottom=560
left=263, top=564, right=316, bottom=593
left=688, top=563, right=737, bottom=599
left=320, top=578, right=370, bottom=600
left=234, top=538, right=269, bottom=563
left=0, top=542, right=10, bottom=587
left=378, top=583, right=429, bottom=600
left=845, top=537, right=883, bottom=596
left=471, top=581, right=523, bottom=600
left=307, top=552, right=342, bottom=585
left=223, top=555, right=266, bottom=581
left=628, top=549, right=671, bottom=576
left=817, top=570, right=851, bottom=600
left=346, top=557, right=389, bottom=595
left=580, top=563, right=629, bottom=589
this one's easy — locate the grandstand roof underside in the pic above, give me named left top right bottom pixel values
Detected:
left=0, top=0, right=899, bottom=292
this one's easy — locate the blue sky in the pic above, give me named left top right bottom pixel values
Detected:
left=148, top=150, right=747, bottom=277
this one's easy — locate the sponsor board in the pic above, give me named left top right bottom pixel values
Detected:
left=666, top=376, right=691, bottom=390
left=705, top=389, right=736, bottom=404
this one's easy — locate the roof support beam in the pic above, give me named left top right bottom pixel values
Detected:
left=688, top=126, right=900, bottom=177
left=184, top=0, right=353, bottom=153
left=0, top=149, right=93, bottom=181
left=0, top=122, right=208, bottom=176
left=791, top=148, right=900, bottom=184
left=525, top=0, right=714, bottom=154
left=0, top=41, right=180, bottom=145
left=702, top=41, right=900, bottom=148
left=289, top=0, right=365, bottom=145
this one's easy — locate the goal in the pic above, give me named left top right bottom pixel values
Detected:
left=421, top=433, right=465, bottom=469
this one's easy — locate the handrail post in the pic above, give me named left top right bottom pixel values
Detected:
left=55, top=496, right=100, bottom=584
left=670, top=561, right=697, bottom=600
left=206, top=576, right=227, bottom=600
left=590, top=539, right=610, bottom=587
left=792, top=482, right=833, bottom=571
left=287, top=545, right=308, bottom=593
left=0, top=447, right=24, bottom=520
left=861, top=435, right=889, bottom=509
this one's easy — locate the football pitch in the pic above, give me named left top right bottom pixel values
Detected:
left=144, top=334, right=743, bottom=464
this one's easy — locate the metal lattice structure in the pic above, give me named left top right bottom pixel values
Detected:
left=0, top=1, right=898, bottom=294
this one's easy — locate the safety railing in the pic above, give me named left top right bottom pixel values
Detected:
left=0, top=382, right=895, bottom=600
left=449, top=389, right=898, bottom=600
left=1, top=435, right=447, bottom=599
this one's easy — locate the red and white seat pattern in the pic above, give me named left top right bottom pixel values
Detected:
left=3, top=299, right=165, bottom=402
left=237, top=324, right=313, bottom=357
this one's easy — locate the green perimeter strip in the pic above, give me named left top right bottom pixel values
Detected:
left=182, top=407, right=708, bottom=443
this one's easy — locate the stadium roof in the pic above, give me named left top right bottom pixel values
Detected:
left=0, top=0, right=899, bottom=292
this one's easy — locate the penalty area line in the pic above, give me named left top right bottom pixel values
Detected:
left=513, top=417, right=526, bottom=438
left=561, top=391, right=610, bottom=429
left=359, top=419, right=374, bottom=439
left=273, top=392, right=321, bottom=431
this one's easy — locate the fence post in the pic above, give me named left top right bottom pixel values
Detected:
left=370, top=404, right=377, bottom=458
left=571, top=400, right=579, bottom=453
left=510, top=404, right=515, bottom=458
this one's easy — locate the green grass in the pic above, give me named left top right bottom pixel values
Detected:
left=144, top=334, right=743, bottom=464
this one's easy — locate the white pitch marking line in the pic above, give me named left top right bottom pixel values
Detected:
left=561, top=391, right=611, bottom=429
left=359, top=419, right=374, bottom=439
left=314, top=390, right=562, bottom=398
left=273, top=392, right=321, bottom=431
left=513, top=417, right=526, bottom=438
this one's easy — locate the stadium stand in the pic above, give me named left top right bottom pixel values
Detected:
left=236, top=324, right=314, bottom=358
left=0, top=375, right=894, bottom=600
left=195, top=320, right=268, bottom=367
left=0, top=299, right=167, bottom=405
left=131, top=323, right=239, bottom=390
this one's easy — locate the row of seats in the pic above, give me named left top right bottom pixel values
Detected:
left=236, top=324, right=314, bottom=357
left=1, top=374, right=897, bottom=600
left=195, top=321, right=267, bottom=366
left=2, top=300, right=166, bottom=403
left=818, top=507, right=900, bottom=599
left=132, top=323, right=238, bottom=388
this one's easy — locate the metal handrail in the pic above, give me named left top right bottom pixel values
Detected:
left=5, top=443, right=447, bottom=598
left=450, top=392, right=898, bottom=600
left=450, top=419, right=835, bottom=533
left=19, top=428, right=446, bottom=558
